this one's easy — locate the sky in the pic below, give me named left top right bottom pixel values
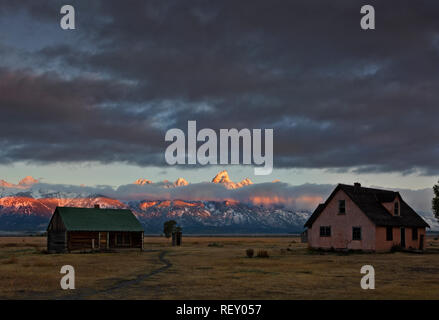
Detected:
left=0, top=1, right=438, bottom=192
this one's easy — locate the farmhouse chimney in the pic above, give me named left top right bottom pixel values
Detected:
left=354, top=182, right=361, bottom=192
left=94, top=204, right=100, bottom=209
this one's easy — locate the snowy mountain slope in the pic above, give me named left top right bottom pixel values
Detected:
left=0, top=194, right=310, bottom=233
left=129, top=199, right=310, bottom=233
left=0, top=173, right=436, bottom=233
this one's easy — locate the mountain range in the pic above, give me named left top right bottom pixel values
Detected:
left=0, top=171, right=437, bottom=233
left=0, top=171, right=310, bottom=233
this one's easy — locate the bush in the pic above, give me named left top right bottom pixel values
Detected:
left=163, top=220, right=177, bottom=238
left=256, top=250, right=269, bottom=258
left=208, top=242, right=223, bottom=248
left=246, top=248, right=254, bottom=258
left=391, top=245, right=403, bottom=252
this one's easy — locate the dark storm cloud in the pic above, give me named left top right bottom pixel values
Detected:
left=1, top=0, right=439, bottom=173
left=0, top=67, right=165, bottom=165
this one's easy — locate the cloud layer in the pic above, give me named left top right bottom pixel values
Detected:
left=4, top=179, right=433, bottom=214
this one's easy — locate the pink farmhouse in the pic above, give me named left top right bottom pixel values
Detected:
left=304, top=183, right=429, bottom=252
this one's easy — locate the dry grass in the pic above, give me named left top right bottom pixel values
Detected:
left=0, top=237, right=160, bottom=299
left=256, top=250, right=269, bottom=258
left=0, top=236, right=439, bottom=299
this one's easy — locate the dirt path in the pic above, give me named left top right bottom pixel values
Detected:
left=63, top=250, right=172, bottom=300
left=96, top=250, right=172, bottom=297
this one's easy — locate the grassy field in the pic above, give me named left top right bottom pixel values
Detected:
left=1, top=236, right=439, bottom=299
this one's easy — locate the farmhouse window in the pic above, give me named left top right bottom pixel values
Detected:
left=386, top=227, right=393, bottom=241
left=352, top=227, right=362, bottom=240
left=320, top=226, right=331, bottom=237
left=338, top=200, right=346, bottom=214
left=394, top=202, right=399, bottom=216
left=412, top=228, right=418, bottom=240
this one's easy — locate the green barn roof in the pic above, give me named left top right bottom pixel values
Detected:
left=53, top=207, right=144, bottom=232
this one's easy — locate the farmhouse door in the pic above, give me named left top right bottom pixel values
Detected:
left=420, top=234, right=424, bottom=250
left=400, top=227, right=406, bottom=248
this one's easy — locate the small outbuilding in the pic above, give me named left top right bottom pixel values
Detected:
left=47, top=206, right=144, bottom=253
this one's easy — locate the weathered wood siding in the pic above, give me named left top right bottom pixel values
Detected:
left=66, top=231, right=143, bottom=251
left=68, top=231, right=99, bottom=251
left=99, top=232, right=108, bottom=249
left=47, top=211, right=66, bottom=232
left=47, top=231, right=67, bottom=253
left=131, top=232, right=143, bottom=248
left=109, top=231, right=143, bottom=248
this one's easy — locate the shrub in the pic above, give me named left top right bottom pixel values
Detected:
left=208, top=242, right=223, bottom=248
left=246, top=248, right=254, bottom=258
left=391, top=245, right=403, bottom=253
left=256, top=250, right=269, bottom=258
left=163, top=220, right=177, bottom=238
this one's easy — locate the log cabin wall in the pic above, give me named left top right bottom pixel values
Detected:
left=65, top=231, right=143, bottom=251
left=99, top=231, right=109, bottom=249
left=68, top=231, right=100, bottom=251
left=47, top=211, right=68, bottom=253
left=131, top=232, right=143, bottom=248
left=109, top=231, right=143, bottom=249
left=47, top=207, right=144, bottom=253
left=47, top=231, right=67, bottom=253
left=47, top=211, right=66, bottom=232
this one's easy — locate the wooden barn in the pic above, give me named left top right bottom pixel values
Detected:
left=47, top=206, right=144, bottom=253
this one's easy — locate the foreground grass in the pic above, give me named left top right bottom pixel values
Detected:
left=0, top=237, right=159, bottom=299
left=0, top=236, right=439, bottom=299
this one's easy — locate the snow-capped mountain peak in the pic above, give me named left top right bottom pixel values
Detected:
left=134, top=178, right=153, bottom=185
left=211, top=170, right=253, bottom=189
left=175, top=178, right=189, bottom=186
left=212, top=170, right=231, bottom=184
left=0, top=179, right=15, bottom=188
left=18, top=176, right=39, bottom=186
